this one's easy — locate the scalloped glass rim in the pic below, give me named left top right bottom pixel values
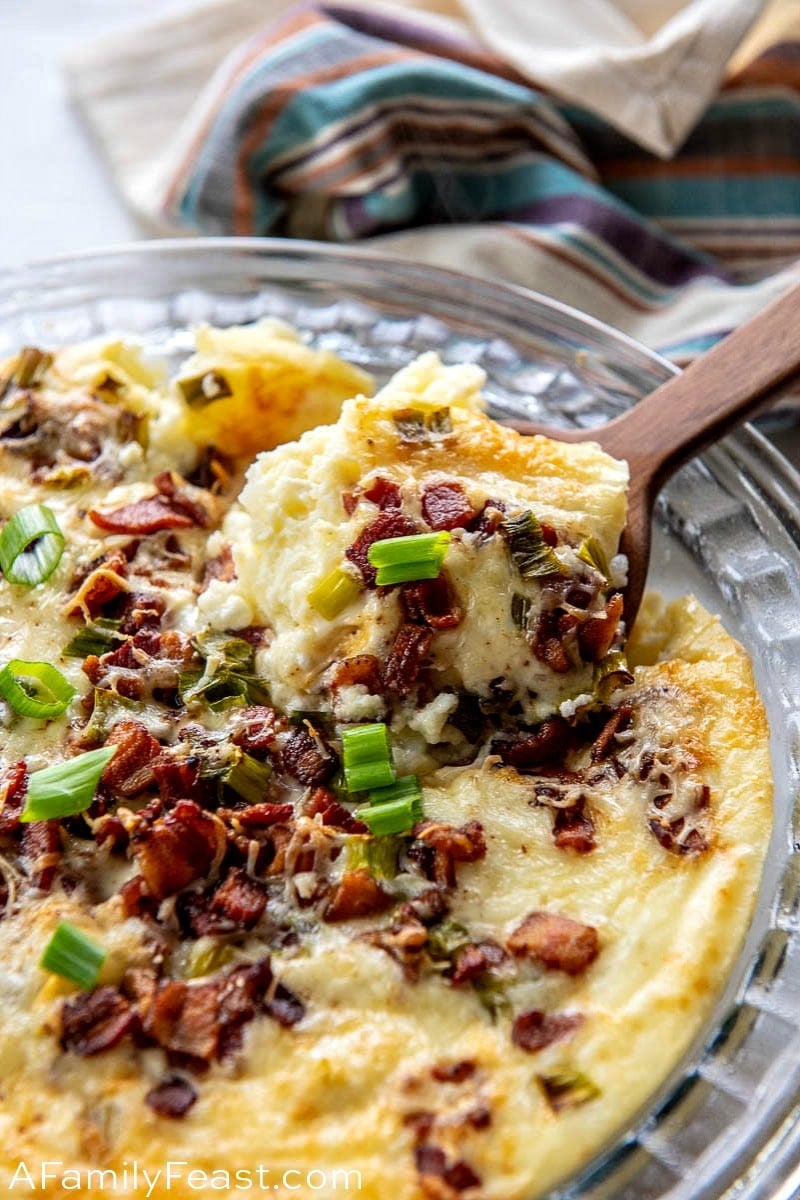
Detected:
left=1, top=238, right=799, bottom=1200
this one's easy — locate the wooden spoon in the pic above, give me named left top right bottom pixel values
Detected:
left=506, top=280, right=800, bottom=628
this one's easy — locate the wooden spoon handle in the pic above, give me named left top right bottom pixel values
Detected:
left=597, top=278, right=800, bottom=491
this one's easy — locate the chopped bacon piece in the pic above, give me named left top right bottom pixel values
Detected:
left=362, top=476, right=402, bottom=510
left=85, top=628, right=194, bottom=700
left=450, top=940, right=507, bottom=986
left=415, top=1145, right=482, bottom=1196
left=467, top=498, right=506, bottom=539
left=227, top=802, right=294, bottom=829
left=280, top=726, right=338, bottom=786
left=210, top=868, right=268, bottom=928
left=65, top=549, right=129, bottom=618
left=341, top=491, right=358, bottom=516
left=323, top=869, right=393, bottom=922
left=144, top=957, right=302, bottom=1062
left=491, top=717, right=571, bottom=770
left=421, top=481, right=476, bottom=532
left=553, top=801, right=596, bottom=854
left=176, top=887, right=234, bottom=939
left=511, top=1009, right=584, bottom=1053
left=362, top=916, right=429, bottom=979
left=649, top=816, right=709, bottom=856
left=0, top=761, right=27, bottom=836
left=118, top=874, right=160, bottom=920
left=508, top=911, right=599, bottom=975
left=383, top=623, right=433, bottom=697
left=346, top=511, right=418, bottom=586
left=89, top=496, right=195, bottom=535
left=329, top=654, right=382, bottom=694
left=187, top=445, right=233, bottom=493
left=61, top=987, right=136, bottom=1056
left=411, top=820, right=486, bottom=889
left=578, top=593, right=624, bottom=662
left=151, top=759, right=200, bottom=805
left=230, top=705, right=283, bottom=756
left=531, top=610, right=575, bottom=674
left=118, top=591, right=167, bottom=634
left=94, top=814, right=130, bottom=853
left=145, top=1073, right=197, bottom=1118
left=132, top=800, right=223, bottom=900
left=305, top=787, right=368, bottom=833
left=20, top=820, right=60, bottom=891
left=202, top=543, right=236, bottom=585
left=590, top=703, right=632, bottom=763
left=153, top=470, right=215, bottom=529
left=396, top=887, right=449, bottom=927
left=431, top=1060, right=476, bottom=1084
left=101, top=720, right=162, bottom=798
left=401, top=575, right=462, bottom=630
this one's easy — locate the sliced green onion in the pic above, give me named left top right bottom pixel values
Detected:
left=177, top=370, right=233, bottom=407
left=510, top=592, right=532, bottom=631
left=537, top=1069, right=601, bottom=1112
left=501, top=511, right=566, bottom=579
left=0, top=504, right=65, bottom=586
left=184, top=938, right=236, bottom=980
left=368, top=531, right=450, bottom=587
left=393, top=407, right=452, bottom=443
left=223, top=750, right=272, bottom=805
left=181, top=632, right=270, bottom=708
left=343, top=834, right=401, bottom=880
left=593, top=650, right=634, bottom=702
left=40, top=920, right=106, bottom=990
left=63, top=618, right=123, bottom=659
left=20, top=745, right=117, bottom=823
left=342, top=723, right=395, bottom=793
left=357, top=775, right=423, bottom=836
left=0, top=660, right=76, bottom=719
left=307, top=566, right=362, bottom=620
left=577, top=535, right=611, bottom=582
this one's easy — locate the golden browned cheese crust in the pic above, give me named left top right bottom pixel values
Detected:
left=0, top=329, right=772, bottom=1200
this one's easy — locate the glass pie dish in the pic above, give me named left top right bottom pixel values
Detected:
left=0, top=238, right=798, bottom=1200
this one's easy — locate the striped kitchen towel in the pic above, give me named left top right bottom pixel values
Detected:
left=66, top=0, right=800, bottom=368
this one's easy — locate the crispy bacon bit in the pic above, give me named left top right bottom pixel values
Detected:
left=132, top=800, right=224, bottom=901
left=89, top=471, right=214, bottom=535
left=329, top=654, right=382, bottom=694
left=346, top=511, right=418, bottom=586
left=578, top=593, right=624, bottom=662
left=511, top=1009, right=584, bottom=1053
left=280, top=726, right=339, bottom=786
left=450, top=940, right=507, bottom=986
left=323, top=869, right=393, bottom=922
left=118, top=874, right=159, bottom=919
left=553, top=800, right=596, bottom=854
left=152, top=759, right=200, bottom=805
left=145, top=1073, right=197, bottom=1118
left=397, top=887, right=449, bottom=927
left=421, top=481, right=475, bottom=532
left=341, top=491, right=358, bottom=516
left=61, top=987, right=136, bottom=1056
left=227, top=802, right=294, bottom=829
left=468, top=498, right=506, bottom=539
left=411, top=820, right=486, bottom=889
left=431, top=1060, right=476, bottom=1084
left=202, top=542, right=236, bottom=586
left=0, top=761, right=27, bottom=836
left=362, top=476, right=402, bottom=509
left=187, top=446, right=233, bottom=493
left=84, top=628, right=194, bottom=700
left=118, top=591, right=167, bottom=634
left=89, top=496, right=195, bottom=535
left=590, top=703, right=632, bottom=763
left=230, top=706, right=283, bottom=756
left=649, top=815, right=709, bottom=856
left=383, top=623, right=433, bottom=697
left=305, top=787, right=368, bottom=833
left=491, top=717, right=571, bottom=770
left=65, top=549, right=129, bottom=618
left=531, top=611, right=576, bottom=674
left=20, top=820, right=60, bottom=891
left=508, top=911, right=599, bottom=975
left=362, top=916, right=429, bottom=980
left=176, top=888, right=233, bottom=939
left=210, top=868, right=267, bottom=928
left=415, top=1145, right=482, bottom=1196
left=101, top=720, right=162, bottom=798
left=144, top=957, right=302, bottom=1062
left=401, top=575, right=462, bottom=630
left=94, top=814, right=129, bottom=853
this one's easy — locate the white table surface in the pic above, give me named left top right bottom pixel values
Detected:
left=3, top=0, right=799, bottom=465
